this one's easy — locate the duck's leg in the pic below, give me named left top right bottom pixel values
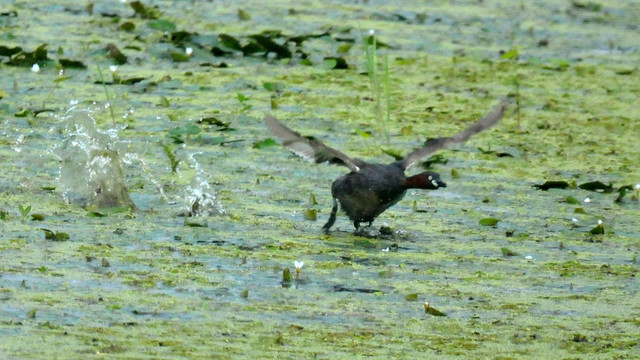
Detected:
left=322, top=197, right=339, bottom=234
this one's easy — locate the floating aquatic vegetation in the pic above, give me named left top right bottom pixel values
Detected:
left=52, top=105, right=135, bottom=209
left=533, top=180, right=569, bottom=190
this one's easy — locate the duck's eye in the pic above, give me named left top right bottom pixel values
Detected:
left=428, top=175, right=432, bottom=180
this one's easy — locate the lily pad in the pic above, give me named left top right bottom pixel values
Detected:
left=479, top=218, right=500, bottom=226
left=578, top=181, right=613, bottom=193
left=533, top=181, right=569, bottom=191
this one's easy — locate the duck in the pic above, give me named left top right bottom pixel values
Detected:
left=264, top=100, right=509, bottom=233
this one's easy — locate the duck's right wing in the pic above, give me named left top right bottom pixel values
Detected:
left=400, top=100, right=510, bottom=170
left=264, top=114, right=362, bottom=172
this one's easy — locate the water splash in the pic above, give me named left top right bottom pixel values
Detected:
left=52, top=103, right=135, bottom=209
left=184, top=152, right=225, bottom=216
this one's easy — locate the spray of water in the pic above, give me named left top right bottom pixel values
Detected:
left=52, top=103, right=135, bottom=209
left=184, top=152, right=225, bottom=217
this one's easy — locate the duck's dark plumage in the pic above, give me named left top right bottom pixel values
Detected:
left=264, top=100, right=509, bottom=233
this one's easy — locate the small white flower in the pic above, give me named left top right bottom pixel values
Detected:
left=185, top=47, right=193, bottom=56
left=368, top=29, right=375, bottom=36
left=31, top=63, right=40, bottom=73
left=58, top=69, right=64, bottom=76
left=597, top=219, right=603, bottom=225
left=571, top=218, right=578, bottom=223
left=525, top=255, right=533, bottom=260
left=109, top=65, right=118, bottom=73
left=381, top=247, right=390, bottom=252
left=120, top=0, right=127, bottom=3
left=583, top=197, right=591, bottom=203
left=635, top=184, right=640, bottom=190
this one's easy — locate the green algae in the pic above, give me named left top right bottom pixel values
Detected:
left=1, top=0, right=639, bottom=359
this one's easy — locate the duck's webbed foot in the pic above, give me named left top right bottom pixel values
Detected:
left=322, top=198, right=339, bottom=234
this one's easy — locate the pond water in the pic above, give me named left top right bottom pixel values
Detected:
left=1, top=0, right=639, bottom=358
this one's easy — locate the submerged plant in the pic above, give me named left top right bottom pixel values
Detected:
left=96, top=65, right=117, bottom=126
left=361, top=28, right=390, bottom=144
left=294, top=260, right=304, bottom=280
left=18, top=204, right=31, bottom=221
left=161, top=143, right=180, bottom=172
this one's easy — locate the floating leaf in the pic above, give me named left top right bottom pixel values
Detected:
left=323, top=56, right=348, bottom=69
left=479, top=218, right=500, bottom=226
left=571, top=1, right=602, bottom=11
left=615, top=185, right=633, bottom=203
left=477, top=146, right=495, bottom=155
left=41, top=228, right=70, bottom=241
left=420, top=153, right=448, bottom=168
left=303, top=209, right=317, bottom=221
left=545, top=58, right=571, bottom=71
left=6, top=43, right=49, bottom=67
left=533, top=181, right=569, bottom=191
left=501, top=247, right=520, bottom=256
left=120, top=22, right=135, bottom=32
left=263, top=82, right=285, bottom=92
left=337, top=43, right=352, bottom=53
left=14, top=109, right=31, bottom=117
left=184, top=219, right=207, bottom=227
left=240, top=43, right=263, bottom=56
left=615, top=68, right=636, bottom=75
left=282, top=268, right=292, bottom=284
left=321, top=58, right=337, bottom=70
left=106, top=43, right=127, bottom=64
left=33, top=44, right=48, bottom=61
left=405, top=293, right=419, bottom=301
left=30, top=214, right=45, bottom=221
left=333, top=285, right=380, bottom=294
left=589, top=223, right=604, bottom=235
left=501, top=49, right=519, bottom=60
left=170, top=52, right=190, bottom=62
left=167, top=124, right=202, bottom=141
left=148, top=19, right=177, bottom=32
left=253, top=138, right=277, bottom=149
left=237, top=8, right=251, bottom=21
left=27, top=309, right=37, bottom=319
left=564, top=196, right=579, bottom=204
left=287, top=32, right=330, bottom=46
left=381, top=147, right=403, bottom=160
left=424, top=302, right=446, bottom=316
left=130, top=0, right=161, bottom=19
left=578, top=181, right=613, bottom=193
left=237, top=93, right=249, bottom=102
left=87, top=211, right=107, bottom=218
left=0, top=45, right=21, bottom=58
left=248, top=34, right=292, bottom=58
left=59, top=58, right=87, bottom=69
left=54, top=76, right=72, bottom=83
left=218, top=34, right=243, bottom=51
left=198, top=116, right=230, bottom=129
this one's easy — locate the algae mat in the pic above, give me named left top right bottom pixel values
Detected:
left=1, top=0, right=639, bottom=358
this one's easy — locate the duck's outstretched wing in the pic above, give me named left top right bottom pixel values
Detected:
left=264, top=114, right=362, bottom=172
left=400, top=100, right=510, bottom=170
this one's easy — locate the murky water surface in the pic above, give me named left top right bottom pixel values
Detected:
left=1, top=0, right=639, bottom=358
